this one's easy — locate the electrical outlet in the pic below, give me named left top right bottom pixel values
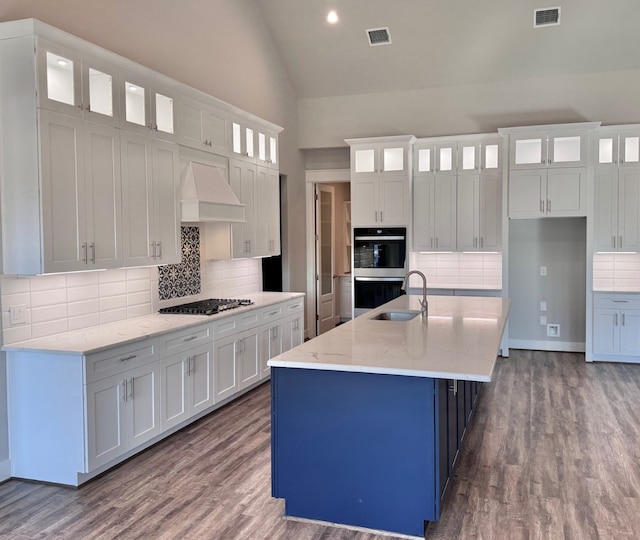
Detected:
left=540, top=301, right=547, bottom=311
left=547, top=323, right=560, bottom=337
left=540, top=315, right=547, bottom=325
left=9, top=304, right=27, bottom=325
left=540, top=266, right=547, bottom=276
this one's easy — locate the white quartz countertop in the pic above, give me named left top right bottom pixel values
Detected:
left=2, top=291, right=304, bottom=355
left=268, top=294, right=510, bottom=382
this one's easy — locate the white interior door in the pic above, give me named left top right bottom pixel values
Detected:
left=317, top=185, right=337, bottom=334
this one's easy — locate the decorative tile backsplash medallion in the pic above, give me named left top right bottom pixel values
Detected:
left=158, top=226, right=201, bottom=300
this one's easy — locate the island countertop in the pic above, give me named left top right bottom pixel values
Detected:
left=268, top=294, right=510, bottom=382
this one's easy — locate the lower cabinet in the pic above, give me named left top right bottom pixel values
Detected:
left=6, top=295, right=305, bottom=486
left=87, top=360, right=162, bottom=471
left=161, top=343, right=214, bottom=431
left=593, top=293, right=640, bottom=359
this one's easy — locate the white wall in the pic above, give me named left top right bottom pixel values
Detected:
left=298, top=68, right=640, bottom=148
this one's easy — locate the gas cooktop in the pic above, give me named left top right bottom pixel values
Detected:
left=159, top=298, right=254, bottom=316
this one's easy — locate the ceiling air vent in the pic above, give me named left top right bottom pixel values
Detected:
left=534, top=7, right=561, bottom=27
left=366, top=27, right=391, bottom=46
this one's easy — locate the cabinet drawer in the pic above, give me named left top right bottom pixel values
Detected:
left=163, top=323, right=212, bottom=353
left=594, top=294, right=640, bottom=310
left=284, top=297, right=304, bottom=313
left=262, top=304, right=284, bottom=322
left=85, top=340, right=158, bottom=384
left=214, top=310, right=263, bottom=337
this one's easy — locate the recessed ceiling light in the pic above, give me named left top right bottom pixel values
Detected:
left=327, top=10, right=338, bottom=24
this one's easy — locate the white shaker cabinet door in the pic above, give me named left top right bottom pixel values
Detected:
left=214, top=334, right=239, bottom=402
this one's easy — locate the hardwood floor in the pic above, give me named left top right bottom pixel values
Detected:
left=1, top=350, right=640, bottom=539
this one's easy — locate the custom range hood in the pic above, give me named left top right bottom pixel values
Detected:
left=181, top=161, right=246, bottom=223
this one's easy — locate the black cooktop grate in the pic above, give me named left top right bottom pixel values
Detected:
left=159, top=298, right=254, bottom=316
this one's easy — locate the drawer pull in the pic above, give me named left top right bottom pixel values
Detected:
left=119, top=354, right=137, bottom=362
left=183, top=335, right=198, bottom=342
left=268, top=310, right=279, bottom=316
left=612, top=300, right=629, bottom=303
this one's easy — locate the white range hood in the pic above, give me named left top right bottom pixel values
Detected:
left=181, top=161, right=246, bottom=223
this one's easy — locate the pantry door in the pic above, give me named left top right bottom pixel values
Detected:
left=316, top=184, right=338, bottom=334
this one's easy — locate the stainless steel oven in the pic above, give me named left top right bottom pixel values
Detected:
left=353, top=276, right=405, bottom=317
left=353, top=227, right=407, bottom=276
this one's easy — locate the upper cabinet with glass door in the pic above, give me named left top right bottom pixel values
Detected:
left=508, top=127, right=592, bottom=170
left=347, top=136, right=413, bottom=179
left=256, top=129, right=278, bottom=169
left=120, top=70, right=177, bottom=141
left=595, top=128, right=640, bottom=169
left=37, top=38, right=119, bottom=126
left=230, top=119, right=257, bottom=163
left=414, top=135, right=501, bottom=177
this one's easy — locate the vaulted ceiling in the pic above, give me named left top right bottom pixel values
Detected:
left=256, top=0, right=640, bottom=99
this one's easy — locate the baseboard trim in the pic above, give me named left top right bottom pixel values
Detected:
left=0, top=458, right=11, bottom=483
left=509, top=339, right=585, bottom=353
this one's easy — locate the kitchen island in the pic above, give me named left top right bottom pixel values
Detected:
left=268, top=294, right=510, bottom=539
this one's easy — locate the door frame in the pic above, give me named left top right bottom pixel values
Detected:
left=305, top=169, right=350, bottom=340
left=316, top=183, right=338, bottom=335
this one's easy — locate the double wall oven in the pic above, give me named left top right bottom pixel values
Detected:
left=352, top=227, right=407, bottom=317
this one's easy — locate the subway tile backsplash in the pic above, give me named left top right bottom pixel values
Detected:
left=408, top=252, right=502, bottom=289
left=593, top=252, right=640, bottom=291
left=1, top=225, right=263, bottom=345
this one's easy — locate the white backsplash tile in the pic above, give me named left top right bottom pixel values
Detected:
left=1, top=226, right=264, bottom=345
left=409, top=252, right=502, bottom=289
left=593, top=253, right=640, bottom=291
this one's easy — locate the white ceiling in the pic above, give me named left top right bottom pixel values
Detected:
left=256, top=0, right=640, bottom=99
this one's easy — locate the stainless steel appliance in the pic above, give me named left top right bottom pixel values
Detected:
left=352, top=227, right=407, bottom=316
left=353, top=227, right=407, bottom=277
left=159, top=298, right=253, bottom=316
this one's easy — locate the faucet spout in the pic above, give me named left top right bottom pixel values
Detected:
left=401, top=270, right=428, bottom=317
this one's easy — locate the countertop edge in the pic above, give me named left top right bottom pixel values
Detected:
left=3, top=292, right=305, bottom=355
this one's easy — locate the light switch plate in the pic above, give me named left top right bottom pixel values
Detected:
left=9, top=304, right=27, bottom=325
left=547, top=323, right=560, bottom=337
left=540, top=266, right=547, bottom=276
left=540, top=301, right=547, bottom=311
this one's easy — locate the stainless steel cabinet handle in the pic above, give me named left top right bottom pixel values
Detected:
left=615, top=313, right=619, bottom=326
left=547, top=199, right=551, bottom=212
left=449, top=380, right=458, bottom=395
left=183, top=335, right=198, bottom=342
left=480, top=237, right=484, bottom=249
left=122, top=380, right=128, bottom=402
left=151, top=242, right=156, bottom=259
left=622, top=313, right=626, bottom=326
left=157, top=241, right=163, bottom=260
left=119, top=354, right=137, bottom=362
left=129, top=378, right=134, bottom=400
left=613, top=236, right=617, bottom=249
left=540, top=199, right=544, bottom=212
left=619, top=236, right=623, bottom=248
left=90, top=242, right=96, bottom=264
left=186, top=356, right=191, bottom=376
left=82, top=242, right=88, bottom=264
left=380, top=211, right=383, bottom=222
left=474, top=237, right=478, bottom=249
left=374, top=210, right=378, bottom=222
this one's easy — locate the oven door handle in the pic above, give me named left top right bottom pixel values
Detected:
left=354, top=277, right=405, bottom=282
left=354, top=236, right=405, bottom=241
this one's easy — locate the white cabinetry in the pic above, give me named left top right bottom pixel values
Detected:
left=120, top=69, right=176, bottom=141
left=39, top=110, right=122, bottom=273
left=593, top=294, right=640, bottom=359
left=160, top=324, right=214, bottom=430
left=500, top=123, right=599, bottom=219
left=282, top=297, right=305, bottom=350
left=178, top=94, right=228, bottom=155
left=413, top=176, right=456, bottom=252
left=457, top=173, right=502, bottom=252
left=121, top=132, right=181, bottom=266
left=228, top=159, right=281, bottom=258
left=347, top=136, right=415, bottom=227
left=37, top=38, right=119, bottom=126
left=509, top=168, right=587, bottom=218
left=593, top=127, right=640, bottom=251
left=413, top=135, right=502, bottom=252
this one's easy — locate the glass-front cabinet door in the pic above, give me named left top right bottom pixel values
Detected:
left=457, top=142, right=479, bottom=173
left=620, top=132, right=640, bottom=168
left=121, top=72, right=176, bottom=140
left=481, top=139, right=502, bottom=172
left=434, top=143, right=456, bottom=174
left=37, top=39, right=119, bottom=125
left=413, top=144, right=434, bottom=176
left=595, top=130, right=640, bottom=169
left=256, top=129, right=278, bottom=168
left=510, top=130, right=586, bottom=169
left=351, top=144, right=408, bottom=178
left=230, top=120, right=257, bottom=162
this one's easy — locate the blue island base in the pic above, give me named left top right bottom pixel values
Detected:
left=271, top=367, right=441, bottom=538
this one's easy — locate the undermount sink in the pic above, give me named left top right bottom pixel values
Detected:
left=369, top=310, right=421, bottom=322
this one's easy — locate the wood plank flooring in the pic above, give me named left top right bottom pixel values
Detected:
left=2, top=350, right=640, bottom=539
